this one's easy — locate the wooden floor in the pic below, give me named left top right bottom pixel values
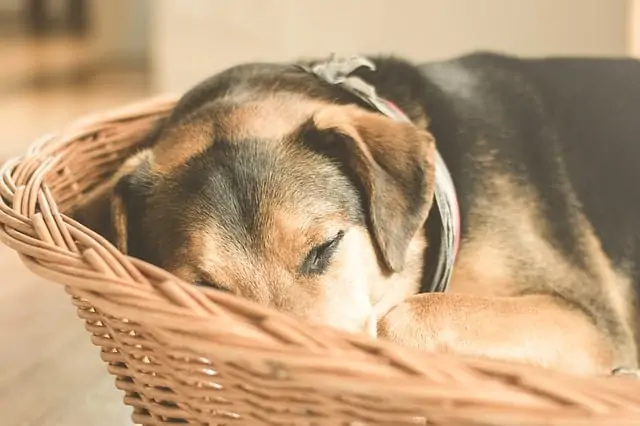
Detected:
left=0, top=37, right=151, bottom=426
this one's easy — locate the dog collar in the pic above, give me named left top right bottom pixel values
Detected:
left=296, top=55, right=461, bottom=293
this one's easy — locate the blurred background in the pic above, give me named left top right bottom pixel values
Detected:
left=0, top=0, right=638, bottom=158
left=0, top=1, right=638, bottom=424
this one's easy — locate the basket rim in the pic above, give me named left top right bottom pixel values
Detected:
left=2, top=94, right=640, bottom=424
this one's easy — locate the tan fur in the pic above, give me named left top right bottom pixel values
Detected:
left=313, top=105, right=436, bottom=272
left=151, top=94, right=330, bottom=175
left=168, top=202, right=426, bottom=335
left=92, top=82, right=638, bottom=375
left=377, top=293, right=616, bottom=375
left=218, top=95, right=329, bottom=141
left=152, top=117, right=214, bottom=175
left=411, top=165, right=638, bottom=371
left=130, top=102, right=435, bottom=335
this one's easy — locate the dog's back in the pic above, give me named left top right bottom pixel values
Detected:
left=419, top=53, right=640, bottom=292
left=527, top=56, right=640, bottom=272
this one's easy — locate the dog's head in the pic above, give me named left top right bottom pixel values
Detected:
left=109, top=62, right=437, bottom=334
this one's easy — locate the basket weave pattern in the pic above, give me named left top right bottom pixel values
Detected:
left=2, top=95, right=640, bottom=425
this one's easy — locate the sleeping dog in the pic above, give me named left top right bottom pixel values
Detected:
left=78, top=52, right=640, bottom=376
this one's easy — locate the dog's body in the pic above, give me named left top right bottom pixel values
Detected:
left=81, top=52, right=640, bottom=375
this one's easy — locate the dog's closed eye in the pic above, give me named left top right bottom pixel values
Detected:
left=194, top=278, right=230, bottom=292
left=299, top=230, right=345, bottom=276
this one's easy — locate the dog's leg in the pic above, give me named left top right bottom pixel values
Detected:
left=377, top=293, right=636, bottom=375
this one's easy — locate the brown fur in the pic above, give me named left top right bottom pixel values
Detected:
left=74, top=56, right=640, bottom=376
left=151, top=94, right=330, bottom=174
left=312, top=105, right=437, bottom=272
left=438, top=161, right=638, bottom=371
left=102, top=99, right=433, bottom=335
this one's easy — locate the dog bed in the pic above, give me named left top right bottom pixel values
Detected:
left=1, top=94, right=640, bottom=426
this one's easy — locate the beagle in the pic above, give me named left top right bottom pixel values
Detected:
left=76, top=52, right=640, bottom=376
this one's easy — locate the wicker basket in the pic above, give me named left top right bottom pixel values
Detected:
left=2, top=94, right=640, bottom=426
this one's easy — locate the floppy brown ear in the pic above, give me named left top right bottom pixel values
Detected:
left=111, top=188, right=129, bottom=254
left=109, top=150, right=154, bottom=255
left=309, top=105, right=436, bottom=272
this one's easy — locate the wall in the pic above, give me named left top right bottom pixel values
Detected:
left=88, top=0, right=150, bottom=66
left=0, top=0, right=21, bottom=13
left=629, top=0, right=640, bottom=56
left=150, top=0, right=631, bottom=93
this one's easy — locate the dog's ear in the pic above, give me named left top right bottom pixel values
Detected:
left=110, top=150, right=154, bottom=255
left=306, top=105, right=436, bottom=272
left=111, top=181, right=129, bottom=254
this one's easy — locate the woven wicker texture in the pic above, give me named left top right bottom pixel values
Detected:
left=2, top=94, right=640, bottom=426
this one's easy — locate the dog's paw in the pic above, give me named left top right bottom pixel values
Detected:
left=375, top=297, right=442, bottom=351
left=611, top=367, right=640, bottom=379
